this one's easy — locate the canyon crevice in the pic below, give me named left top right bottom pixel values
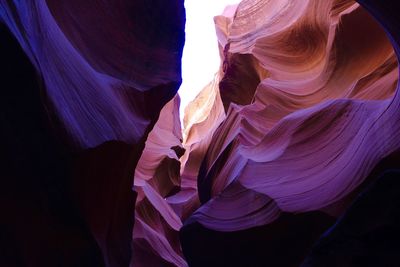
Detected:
left=1, top=0, right=400, bottom=266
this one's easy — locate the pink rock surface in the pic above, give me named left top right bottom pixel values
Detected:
left=190, top=0, right=399, bottom=231
left=2, top=0, right=399, bottom=266
left=133, top=0, right=399, bottom=265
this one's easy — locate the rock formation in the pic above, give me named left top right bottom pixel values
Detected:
left=1, top=0, right=400, bottom=266
left=134, top=0, right=400, bottom=265
left=0, top=0, right=184, bottom=266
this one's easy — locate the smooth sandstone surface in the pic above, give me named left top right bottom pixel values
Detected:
left=1, top=0, right=400, bottom=266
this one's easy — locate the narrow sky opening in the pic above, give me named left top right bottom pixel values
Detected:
left=179, top=0, right=240, bottom=122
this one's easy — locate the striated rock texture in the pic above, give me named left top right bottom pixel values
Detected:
left=133, top=96, right=188, bottom=266
left=1, top=0, right=184, bottom=148
left=188, top=0, right=399, bottom=232
left=0, top=0, right=184, bottom=266
left=2, top=0, right=400, bottom=266
left=133, top=0, right=400, bottom=266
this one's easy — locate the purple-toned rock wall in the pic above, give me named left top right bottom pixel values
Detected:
left=1, top=0, right=400, bottom=266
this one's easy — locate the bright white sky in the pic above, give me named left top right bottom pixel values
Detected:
left=178, top=0, right=240, bottom=119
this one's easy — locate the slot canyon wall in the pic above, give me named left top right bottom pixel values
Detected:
left=1, top=0, right=400, bottom=267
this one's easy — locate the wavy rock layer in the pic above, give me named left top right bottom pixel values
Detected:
left=189, top=0, right=399, bottom=231
left=0, top=1, right=184, bottom=266
left=2, top=0, right=400, bottom=266
left=1, top=0, right=184, bottom=148
left=134, top=0, right=400, bottom=266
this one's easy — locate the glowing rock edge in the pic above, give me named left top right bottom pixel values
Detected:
left=1, top=0, right=400, bottom=266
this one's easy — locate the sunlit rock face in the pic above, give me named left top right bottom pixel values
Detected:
left=134, top=0, right=400, bottom=266
left=188, top=0, right=399, bottom=231
left=2, top=0, right=400, bottom=266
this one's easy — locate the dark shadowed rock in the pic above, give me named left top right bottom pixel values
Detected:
left=0, top=23, right=105, bottom=267
left=301, top=170, right=400, bottom=267
left=180, top=212, right=335, bottom=267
